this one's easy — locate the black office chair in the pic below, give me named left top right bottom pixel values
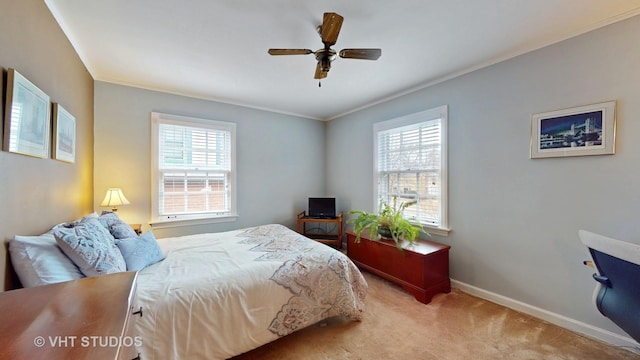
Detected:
left=579, top=230, right=640, bottom=343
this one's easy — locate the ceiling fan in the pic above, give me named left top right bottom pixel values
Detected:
left=268, top=12, right=381, bottom=84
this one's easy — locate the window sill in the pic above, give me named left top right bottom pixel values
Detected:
left=149, top=214, right=238, bottom=229
left=424, top=225, right=451, bottom=237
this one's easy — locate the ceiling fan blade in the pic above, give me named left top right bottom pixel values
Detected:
left=339, top=48, right=382, bottom=60
left=268, top=49, right=314, bottom=56
left=314, top=63, right=328, bottom=79
left=320, top=12, right=343, bottom=46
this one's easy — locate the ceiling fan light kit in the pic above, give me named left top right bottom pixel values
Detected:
left=268, top=12, right=382, bottom=83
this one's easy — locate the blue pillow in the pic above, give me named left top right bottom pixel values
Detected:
left=116, top=231, right=165, bottom=271
left=99, top=212, right=138, bottom=239
left=54, top=217, right=126, bottom=277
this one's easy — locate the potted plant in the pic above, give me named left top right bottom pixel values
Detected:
left=348, top=196, right=426, bottom=250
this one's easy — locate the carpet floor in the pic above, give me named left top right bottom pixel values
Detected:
left=233, top=271, right=639, bottom=360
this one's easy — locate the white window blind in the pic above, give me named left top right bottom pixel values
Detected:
left=374, top=106, right=448, bottom=230
left=151, top=112, right=236, bottom=225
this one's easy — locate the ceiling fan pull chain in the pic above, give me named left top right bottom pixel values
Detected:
left=318, top=80, right=322, bottom=88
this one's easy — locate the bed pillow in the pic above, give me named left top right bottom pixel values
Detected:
left=98, top=211, right=138, bottom=239
left=48, top=212, right=99, bottom=232
left=54, top=217, right=126, bottom=277
left=9, top=233, right=85, bottom=288
left=116, top=231, right=165, bottom=271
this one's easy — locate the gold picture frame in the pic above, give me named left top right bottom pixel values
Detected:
left=3, top=68, right=51, bottom=158
left=52, top=103, right=76, bottom=163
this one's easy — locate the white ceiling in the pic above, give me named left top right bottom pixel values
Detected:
left=45, top=0, right=640, bottom=120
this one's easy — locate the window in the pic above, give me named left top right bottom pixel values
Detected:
left=374, top=105, right=449, bottom=234
left=151, top=112, right=236, bottom=227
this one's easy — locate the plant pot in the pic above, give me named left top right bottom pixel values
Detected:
left=378, top=227, right=392, bottom=239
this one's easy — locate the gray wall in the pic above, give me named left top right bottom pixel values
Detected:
left=0, top=0, right=94, bottom=290
left=5, top=0, right=637, bottom=342
left=94, top=82, right=325, bottom=238
left=327, top=15, right=640, bottom=337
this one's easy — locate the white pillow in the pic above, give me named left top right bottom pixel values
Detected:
left=9, top=233, right=85, bottom=288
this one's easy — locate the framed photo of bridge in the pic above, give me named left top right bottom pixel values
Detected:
left=530, top=101, right=616, bottom=159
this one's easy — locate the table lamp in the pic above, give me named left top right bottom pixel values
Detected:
left=100, top=188, right=130, bottom=212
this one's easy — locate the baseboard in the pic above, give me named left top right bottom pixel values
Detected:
left=451, top=279, right=640, bottom=353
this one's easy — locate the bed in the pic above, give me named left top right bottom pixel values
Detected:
left=136, top=224, right=367, bottom=358
left=8, top=216, right=367, bottom=359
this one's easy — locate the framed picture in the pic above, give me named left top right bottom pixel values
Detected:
left=52, top=103, right=76, bottom=163
left=3, top=68, right=51, bottom=158
left=530, top=101, right=616, bottom=159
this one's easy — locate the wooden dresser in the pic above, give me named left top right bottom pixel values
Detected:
left=0, top=271, right=141, bottom=359
left=347, top=230, right=451, bottom=304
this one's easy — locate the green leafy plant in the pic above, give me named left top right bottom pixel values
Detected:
left=348, top=196, right=426, bottom=250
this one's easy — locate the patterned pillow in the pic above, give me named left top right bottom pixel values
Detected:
left=54, top=217, right=126, bottom=276
left=98, top=212, right=138, bottom=239
left=50, top=212, right=99, bottom=231
left=116, top=231, right=165, bottom=271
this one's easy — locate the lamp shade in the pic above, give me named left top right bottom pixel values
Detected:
left=100, top=188, right=130, bottom=211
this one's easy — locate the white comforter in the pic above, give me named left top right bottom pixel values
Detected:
left=135, top=224, right=367, bottom=359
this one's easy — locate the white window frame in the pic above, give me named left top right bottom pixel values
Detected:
left=150, top=112, right=237, bottom=228
left=373, top=105, right=450, bottom=236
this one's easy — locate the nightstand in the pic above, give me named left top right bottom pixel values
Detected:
left=130, top=224, right=142, bottom=236
left=0, top=272, right=141, bottom=359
